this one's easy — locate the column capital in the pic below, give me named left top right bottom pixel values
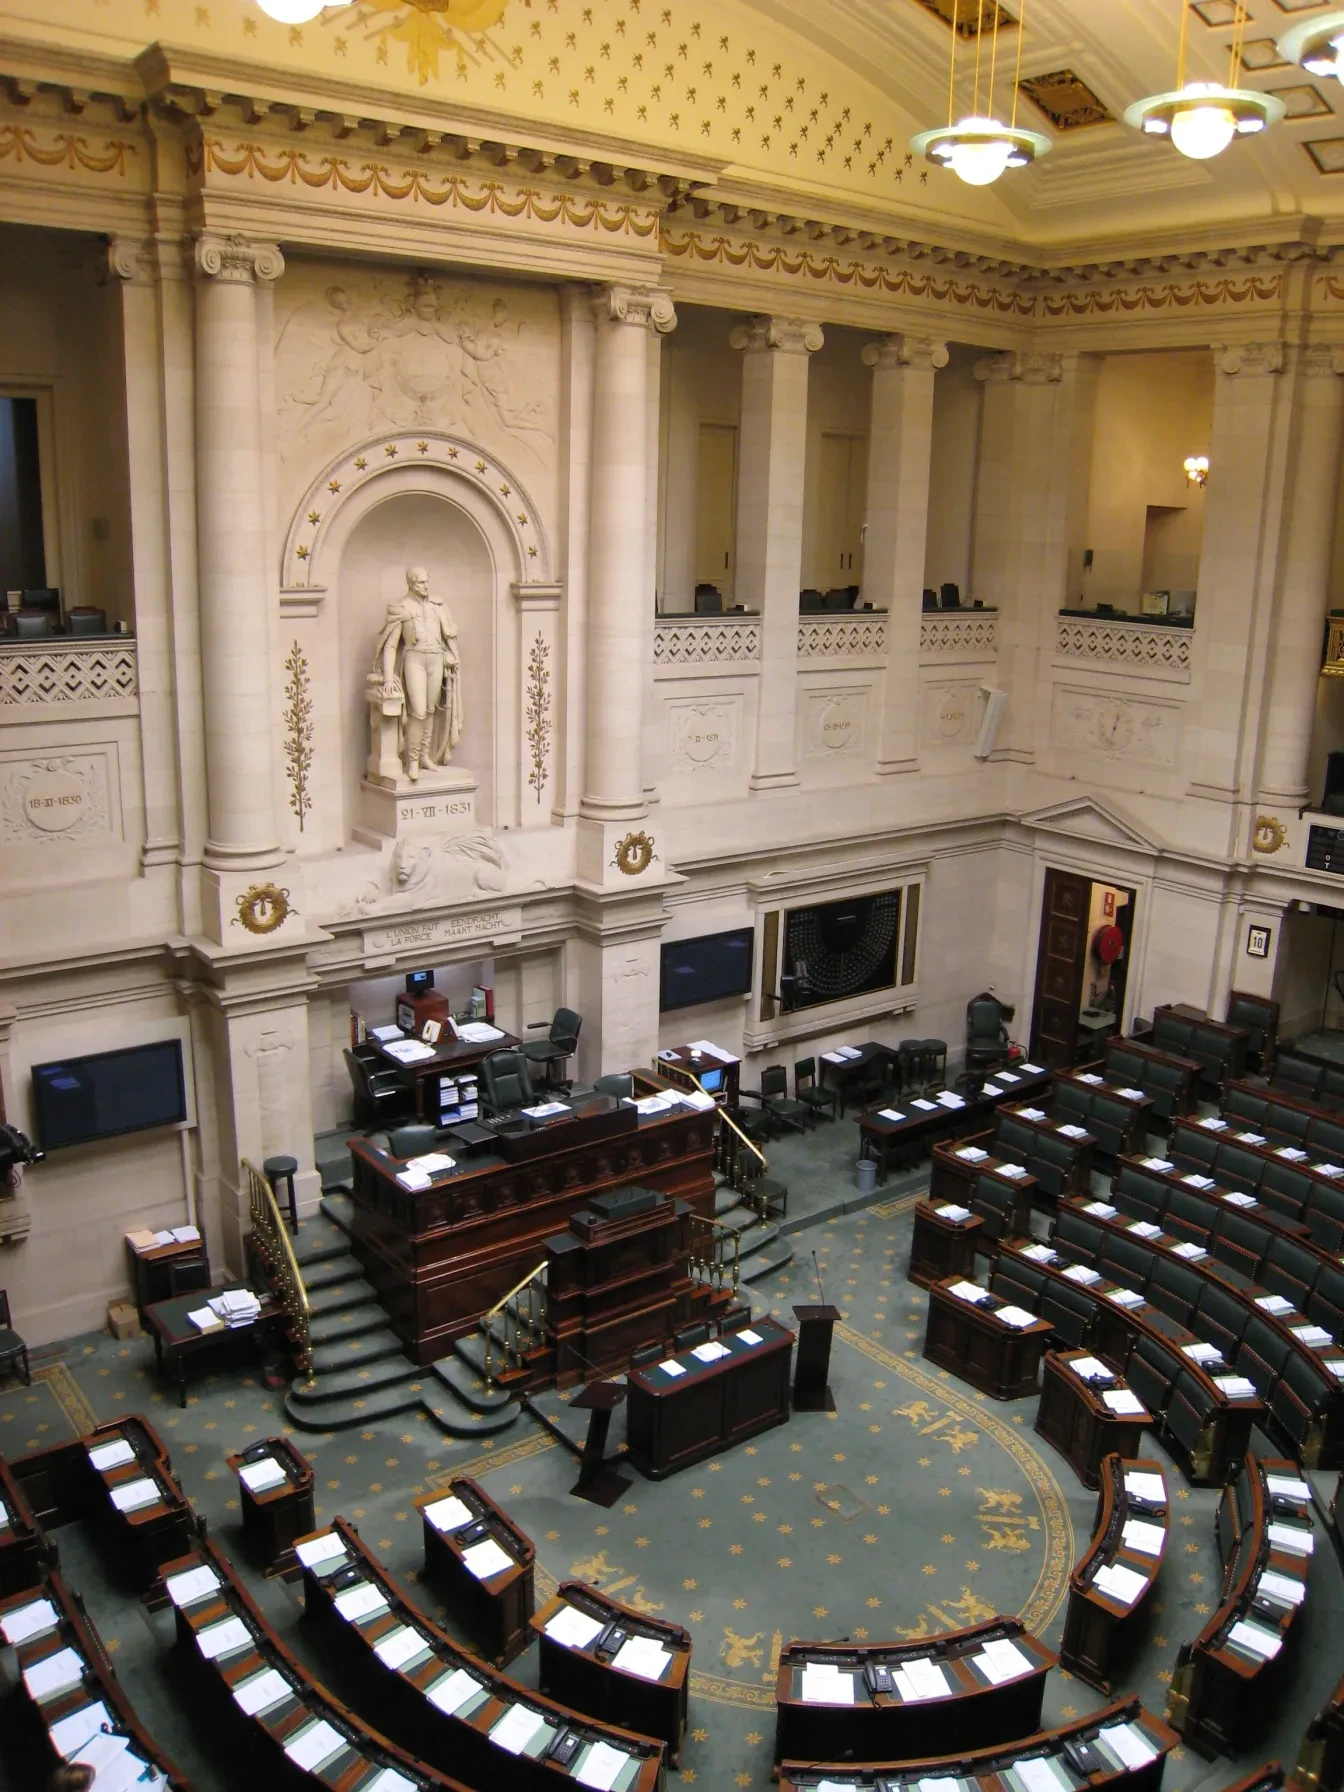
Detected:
left=862, top=333, right=949, bottom=373
left=1214, top=340, right=1285, bottom=377
left=592, top=283, right=676, bottom=334
left=1299, top=342, right=1344, bottom=378
left=194, top=232, right=285, bottom=285
left=107, top=236, right=156, bottom=285
left=974, top=350, right=1063, bottom=385
left=730, top=314, right=824, bottom=355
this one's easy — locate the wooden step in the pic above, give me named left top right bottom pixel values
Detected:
left=288, top=1355, right=422, bottom=1405
left=432, top=1354, right=517, bottom=1414
left=307, top=1303, right=391, bottom=1348
left=307, top=1275, right=380, bottom=1317
left=308, top=1325, right=407, bottom=1374
left=302, top=1253, right=365, bottom=1292
left=284, top=1377, right=425, bottom=1432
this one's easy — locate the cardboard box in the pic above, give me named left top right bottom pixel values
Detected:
left=107, top=1300, right=141, bottom=1341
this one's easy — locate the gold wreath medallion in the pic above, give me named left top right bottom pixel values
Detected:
left=232, top=883, right=294, bottom=934
left=612, top=830, right=656, bottom=876
left=1252, top=815, right=1288, bottom=855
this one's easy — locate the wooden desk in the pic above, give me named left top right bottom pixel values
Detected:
left=415, top=1476, right=535, bottom=1666
left=125, top=1228, right=209, bottom=1315
left=773, top=1616, right=1054, bottom=1770
left=930, top=1140, right=1038, bottom=1219
left=778, top=1694, right=1177, bottom=1792
left=371, top=1027, right=520, bottom=1122
left=1061, top=1455, right=1168, bottom=1693
left=655, top=1043, right=740, bottom=1105
left=1298, top=1667, right=1344, bottom=1792
left=143, top=1282, right=282, bottom=1406
left=0, top=1569, right=198, bottom=1791
left=625, top=1314, right=793, bottom=1478
left=1035, top=1350, right=1151, bottom=1489
left=292, top=1520, right=667, bottom=1790
left=83, top=1415, right=196, bottom=1597
left=533, top=1580, right=692, bottom=1765
left=1152, top=1002, right=1249, bottom=1096
left=924, top=1276, right=1054, bottom=1399
left=347, top=1096, right=717, bottom=1365
left=227, top=1436, right=314, bottom=1577
left=0, top=1453, right=46, bottom=1598
left=908, top=1199, right=983, bottom=1288
left=819, top=1042, right=893, bottom=1116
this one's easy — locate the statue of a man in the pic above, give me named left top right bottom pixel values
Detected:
left=372, top=566, right=464, bottom=780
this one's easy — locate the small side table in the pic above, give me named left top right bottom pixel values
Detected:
left=227, top=1435, right=315, bottom=1576
left=570, top=1380, right=630, bottom=1508
left=908, top=1200, right=983, bottom=1289
left=263, top=1155, right=300, bottom=1232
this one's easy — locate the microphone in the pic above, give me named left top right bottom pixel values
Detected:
left=813, top=1250, right=826, bottom=1306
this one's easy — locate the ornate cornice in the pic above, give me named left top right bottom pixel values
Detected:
left=593, top=284, right=677, bottom=334
left=729, top=314, right=825, bottom=355
left=861, top=333, right=949, bottom=373
left=193, top=230, right=283, bottom=284
left=1215, top=341, right=1285, bottom=378
left=1300, top=343, right=1344, bottom=378
left=975, top=351, right=1064, bottom=386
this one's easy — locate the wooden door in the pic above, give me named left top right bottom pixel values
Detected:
left=1029, top=869, right=1092, bottom=1067
left=694, top=423, right=737, bottom=598
left=817, top=433, right=868, bottom=584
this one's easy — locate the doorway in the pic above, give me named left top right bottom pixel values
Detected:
left=1029, top=868, right=1137, bottom=1068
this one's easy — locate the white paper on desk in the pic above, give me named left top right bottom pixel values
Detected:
left=1214, top=1375, right=1258, bottom=1399
left=1183, top=1341, right=1222, bottom=1364
left=491, top=1705, right=549, bottom=1755
left=1057, top=1124, right=1089, bottom=1140
left=878, top=1108, right=906, bottom=1123
left=1236, top=1133, right=1266, bottom=1145
left=938, top=1092, right=966, bottom=1109
left=1123, top=1519, right=1166, bottom=1556
left=232, top=1667, right=292, bottom=1715
left=196, top=1615, right=250, bottom=1660
left=949, top=1280, right=990, bottom=1303
left=72, top=1734, right=137, bottom=1792
left=238, top=1457, right=286, bottom=1494
left=171, top=1225, right=201, bottom=1244
left=1063, top=1264, right=1101, bottom=1285
left=284, top=1719, right=346, bottom=1773
left=1127, top=1221, right=1161, bottom=1239
left=1077, top=1073, right=1103, bottom=1086
left=998, top=1164, right=1028, bottom=1180
left=1173, top=1243, right=1208, bottom=1260
left=937, top=1204, right=972, bottom=1222
left=691, top=1340, right=730, bottom=1363
left=544, top=1605, right=606, bottom=1649
left=659, top=1359, right=686, bottom=1377
left=1085, top=1201, right=1118, bottom=1219
left=613, top=1635, right=672, bottom=1681
left=1292, top=1325, right=1333, bottom=1348
left=1, top=1596, right=58, bottom=1645
left=1103, top=1388, right=1145, bottom=1416
left=364, top=1773, right=418, bottom=1792
left=1018, top=1107, right=1047, bottom=1121
left=0, top=1497, right=8, bottom=1528
left=679, top=1089, right=717, bottom=1112
left=998, top=1072, right=1022, bottom=1083
left=1099, top=1724, right=1157, bottom=1770
left=370, top=1025, right=403, bottom=1042
left=25, top=1648, right=85, bottom=1702
left=1117, top=1088, right=1146, bottom=1101
left=422, top=1495, right=473, bottom=1534
left=1199, top=1116, right=1228, bottom=1131
left=1330, top=1359, right=1344, bottom=1379
left=1022, top=1245, right=1058, bottom=1264
left=394, top=1166, right=432, bottom=1192
left=1224, top=1190, right=1256, bottom=1208
left=919, top=1779, right=961, bottom=1792
left=187, top=1307, right=224, bottom=1333
left=152, top=1230, right=175, bottom=1246
left=821, top=1051, right=847, bottom=1065
left=1228, top=1620, right=1283, bottom=1660
left=898, top=1657, right=951, bottom=1700
left=1106, top=1288, right=1144, bottom=1309
left=407, top=1152, right=455, bottom=1174
left=1015, top=1757, right=1066, bottom=1792
left=1266, top=1474, right=1312, bottom=1503
left=1182, top=1175, right=1215, bottom=1190
left=463, top=1537, right=514, bottom=1581
left=957, top=1146, right=989, bottom=1162
left=1256, top=1294, right=1294, bottom=1317
left=427, top=1668, right=484, bottom=1715
left=522, top=1102, right=571, bottom=1120
left=294, top=1532, right=346, bottom=1569
left=1268, top=1521, right=1314, bottom=1555
left=912, top=1098, right=938, bottom=1112
left=1093, top=1562, right=1147, bottom=1606
left=970, top=1640, right=1031, bottom=1685
left=1277, top=1146, right=1308, bottom=1161
left=738, top=1329, right=764, bottom=1346
left=799, top=1663, right=854, bottom=1704
left=333, top=1582, right=389, bottom=1622
left=374, top=1625, right=428, bottom=1671
left=49, top=1702, right=112, bottom=1760
left=996, top=1306, right=1038, bottom=1330
left=1317, top=1163, right=1344, bottom=1177
left=577, top=1741, right=633, bottom=1792
left=1124, top=1471, right=1166, bottom=1504
left=110, top=1478, right=159, bottom=1513
left=381, top=1039, right=436, bottom=1064
left=88, top=1439, right=135, bottom=1472
left=1069, top=1356, right=1113, bottom=1382
left=1259, top=1570, right=1307, bottom=1606
left=688, top=1038, right=736, bottom=1063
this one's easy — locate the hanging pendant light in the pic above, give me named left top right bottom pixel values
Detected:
left=1125, top=1, right=1282, bottom=160
left=255, top=0, right=341, bottom=22
left=1276, top=9, right=1344, bottom=84
left=911, top=0, right=1050, bottom=188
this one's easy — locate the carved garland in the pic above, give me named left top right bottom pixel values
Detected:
left=1040, top=275, right=1283, bottom=317
left=282, top=640, right=315, bottom=833
left=0, top=126, right=136, bottom=177
left=524, top=631, right=552, bottom=805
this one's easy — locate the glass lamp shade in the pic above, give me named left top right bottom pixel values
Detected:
left=911, top=115, right=1050, bottom=186
left=946, top=135, right=1014, bottom=186
left=1277, top=11, right=1344, bottom=82
left=256, top=0, right=329, bottom=21
left=1169, top=99, right=1237, bottom=160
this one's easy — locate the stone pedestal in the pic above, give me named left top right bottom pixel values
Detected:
left=356, top=764, right=480, bottom=846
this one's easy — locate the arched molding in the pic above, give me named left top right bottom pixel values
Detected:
left=280, top=429, right=553, bottom=605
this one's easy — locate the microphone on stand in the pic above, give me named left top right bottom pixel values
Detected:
left=813, top=1250, right=826, bottom=1306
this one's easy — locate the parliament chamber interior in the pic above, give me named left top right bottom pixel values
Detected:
left=4, top=0, right=1344, bottom=1787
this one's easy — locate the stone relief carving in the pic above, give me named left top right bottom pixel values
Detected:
left=369, top=565, right=464, bottom=780
left=0, top=754, right=114, bottom=844
left=922, top=681, right=979, bottom=745
left=1051, top=688, right=1178, bottom=766
left=669, top=701, right=738, bottom=773
left=804, top=690, right=866, bottom=758
left=337, top=830, right=507, bottom=919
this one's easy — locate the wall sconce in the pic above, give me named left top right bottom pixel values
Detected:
left=1183, top=455, right=1209, bottom=488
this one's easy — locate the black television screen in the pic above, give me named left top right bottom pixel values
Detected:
left=660, top=928, right=754, bottom=1012
left=31, top=1040, right=187, bottom=1151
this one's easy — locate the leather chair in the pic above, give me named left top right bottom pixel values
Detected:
left=343, top=1048, right=413, bottom=1129
left=480, top=1049, right=536, bottom=1115
left=1225, top=990, right=1279, bottom=1071
left=593, top=1072, right=634, bottom=1101
left=523, top=1007, right=582, bottom=1090
left=965, top=992, right=1012, bottom=1076
left=694, top=585, right=724, bottom=614
left=168, top=1259, right=212, bottom=1298
left=0, top=1290, right=30, bottom=1388
left=389, top=1122, right=441, bottom=1159
left=757, top=1064, right=810, bottom=1134
left=794, top=1057, right=837, bottom=1123
left=674, top=1321, right=711, bottom=1351
left=991, top=1260, right=1045, bottom=1309
left=630, top=1342, right=664, bottom=1368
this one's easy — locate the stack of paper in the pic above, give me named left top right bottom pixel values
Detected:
left=458, top=1022, right=506, bottom=1044
left=232, top=1668, right=292, bottom=1716
left=737, top=1328, right=764, bottom=1346
left=522, top=1102, right=571, bottom=1120
left=957, top=1146, right=989, bottom=1163
left=1258, top=1570, right=1306, bottom=1607
left=1106, top=1288, right=1144, bottom=1309
left=369, top=1024, right=404, bottom=1042
left=1117, top=1088, right=1145, bottom=1101
left=110, top=1477, right=160, bottom=1514
left=995, top=1306, right=1038, bottom=1330
left=687, top=1038, right=736, bottom=1063
left=911, top=1098, right=938, bottom=1112
left=658, top=1359, right=686, bottom=1377
left=1267, top=1521, right=1314, bottom=1556
left=895, top=1657, right=950, bottom=1701
left=88, top=1438, right=136, bottom=1472
left=1227, top=1620, right=1283, bottom=1660
left=209, top=1288, right=261, bottom=1328
left=1021, top=1244, right=1058, bottom=1264
left=1127, top=1221, right=1161, bottom=1239
left=239, top=1457, right=287, bottom=1495
left=878, top=1109, right=907, bottom=1124
left=1236, top=1133, right=1266, bottom=1145
left=0, top=1497, right=9, bottom=1529
left=936, top=1091, right=965, bottom=1110
left=405, top=1152, right=455, bottom=1175
left=1018, top=1107, right=1047, bottom=1121
left=544, top=1605, right=606, bottom=1649
left=1316, top=1163, right=1344, bottom=1177
left=395, top=1166, right=433, bottom=1192
left=1084, top=1201, right=1118, bottom=1218
left=423, top=1495, right=473, bottom=1534
left=1276, top=1146, right=1308, bottom=1161
left=691, top=1339, right=731, bottom=1363
left=1099, top=1725, right=1157, bottom=1769
left=49, top=1702, right=113, bottom=1760
left=374, top=1625, right=429, bottom=1671
left=463, top=1537, right=514, bottom=1580
left=799, top=1663, right=854, bottom=1704
left=196, top=1616, right=251, bottom=1660
left=1214, top=1374, right=1258, bottom=1399
left=1292, top=1324, right=1334, bottom=1348
left=1122, top=1518, right=1166, bottom=1556
left=0, top=1597, right=58, bottom=1645
left=1057, top=1123, right=1089, bottom=1140
left=998, top=1164, right=1028, bottom=1180
left=1172, top=1242, right=1208, bottom=1260
left=1199, top=1117, right=1228, bottom=1132
left=1182, top=1175, right=1215, bottom=1190
left=1069, top=1356, right=1114, bottom=1382
left=632, top=1093, right=681, bottom=1117
left=187, top=1307, right=225, bottom=1333
left=997, top=1070, right=1023, bottom=1083
left=1182, top=1342, right=1223, bottom=1365
left=679, top=1088, right=717, bottom=1112
left=490, top=1705, right=549, bottom=1755
left=1224, top=1190, right=1257, bottom=1208
left=284, top=1721, right=346, bottom=1773
left=1102, top=1388, right=1145, bottom=1416
left=1266, top=1474, right=1312, bottom=1503
left=24, top=1648, right=86, bottom=1703
left=1093, top=1562, right=1147, bottom=1605
left=332, top=1582, right=390, bottom=1623
left=1020, top=1063, right=1045, bottom=1074
left=971, top=1638, right=1031, bottom=1684
left=612, top=1635, right=672, bottom=1681
left=1124, top=1470, right=1166, bottom=1504
left=1256, top=1294, right=1295, bottom=1317
left=1141, top=1157, right=1174, bottom=1172
left=381, top=1038, right=436, bottom=1063
left=165, top=1565, right=221, bottom=1608
left=949, top=1280, right=989, bottom=1304
left=1077, top=1073, right=1104, bottom=1086
left=576, top=1742, right=630, bottom=1792
left=1063, top=1264, right=1101, bottom=1286
left=428, top=1668, right=484, bottom=1716
left=364, top=1770, right=419, bottom=1792
left=294, top=1533, right=347, bottom=1571
left=936, top=1204, right=972, bottom=1223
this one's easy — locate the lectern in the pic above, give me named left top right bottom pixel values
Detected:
left=571, top=1379, right=631, bottom=1507
left=792, top=1303, right=841, bottom=1412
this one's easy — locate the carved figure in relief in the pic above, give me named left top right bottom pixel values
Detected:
left=344, top=830, right=506, bottom=917
left=371, top=565, right=464, bottom=779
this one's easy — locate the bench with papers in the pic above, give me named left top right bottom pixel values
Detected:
left=1036, top=1352, right=1152, bottom=1490
left=0, top=1450, right=47, bottom=1599
left=773, top=1617, right=1056, bottom=1770
left=924, top=1275, right=1055, bottom=1401
left=1061, top=1454, right=1168, bottom=1692
left=81, top=1416, right=196, bottom=1597
left=416, top=1476, right=536, bottom=1667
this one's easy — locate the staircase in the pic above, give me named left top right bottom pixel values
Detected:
left=715, top=1112, right=795, bottom=1285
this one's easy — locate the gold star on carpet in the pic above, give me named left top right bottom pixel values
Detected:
left=867, top=1595, right=881, bottom=1607
left=729, top=1543, right=743, bottom=1554
left=684, top=1578, right=697, bottom=1590
left=698, top=1517, right=712, bottom=1528
left=1061, top=1705, right=1077, bottom=1719
left=778, top=1557, right=792, bottom=1568
left=864, top=1533, right=878, bottom=1544
left=690, top=1610, right=704, bottom=1622
left=922, top=1564, right=936, bottom=1575
left=691, top=1730, right=708, bottom=1744
left=966, top=1560, right=980, bottom=1572
left=745, top=1732, right=762, bottom=1747
left=813, top=1606, right=828, bottom=1618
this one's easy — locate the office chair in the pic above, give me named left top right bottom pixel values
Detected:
left=754, top=1065, right=810, bottom=1134
left=630, top=1341, right=664, bottom=1368
left=594, top=1072, right=635, bottom=1101
left=480, top=1049, right=536, bottom=1115
left=966, top=992, right=1013, bottom=1076
left=523, top=1007, right=582, bottom=1090
left=343, top=1048, right=413, bottom=1129
left=389, top=1123, right=441, bottom=1159
left=794, top=1057, right=837, bottom=1123
left=674, top=1321, right=712, bottom=1351
left=0, top=1290, right=30, bottom=1388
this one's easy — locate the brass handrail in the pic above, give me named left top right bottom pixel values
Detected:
left=717, top=1103, right=767, bottom=1172
left=481, top=1260, right=547, bottom=1389
left=243, top=1158, right=311, bottom=1374
left=689, top=1213, right=741, bottom=1297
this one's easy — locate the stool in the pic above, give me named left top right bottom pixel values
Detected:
left=263, top=1155, right=300, bottom=1233
left=922, top=1039, right=948, bottom=1090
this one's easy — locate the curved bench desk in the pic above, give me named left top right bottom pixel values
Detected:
left=1060, top=1453, right=1168, bottom=1692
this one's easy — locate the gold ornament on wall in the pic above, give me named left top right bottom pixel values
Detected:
left=233, top=884, right=295, bottom=935
left=1252, top=814, right=1288, bottom=855
left=525, top=630, right=552, bottom=804
left=612, top=831, right=657, bottom=876
left=283, top=640, right=315, bottom=833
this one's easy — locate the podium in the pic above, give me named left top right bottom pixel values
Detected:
left=571, top=1379, right=631, bottom=1507
left=792, top=1304, right=841, bottom=1412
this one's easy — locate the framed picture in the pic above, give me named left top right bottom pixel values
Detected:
left=1246, top=925, right=1271, bottom=960
left=1141, top=589, right=1170, bottom=617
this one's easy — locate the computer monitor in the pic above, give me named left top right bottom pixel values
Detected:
left=405, top=969, right=434, bottom=995
left=700, top=1066, right=724, bottom=1094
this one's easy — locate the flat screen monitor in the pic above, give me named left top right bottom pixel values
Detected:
left=659, top=928, right=754, bottom=1012
left=31, top=1040, right=187, bottom=1152
left=700, top=1066, right=724, bottom=1094
left=406, top=968, right=434, bottom=994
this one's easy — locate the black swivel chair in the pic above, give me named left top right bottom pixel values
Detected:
left=594, top=1072, right=634, bottom=1101
left=389, top=1123, right=442, bottom=1159
left=343, top=1048, right=413, bottom=1129
left=965, top=992, right=1013, bottom=1076
left=523, top=1007, right=582, bottom=1091
left=480, top=1049, right=537, bottom=1116
left=0, top=1290, right=30, bottom=1388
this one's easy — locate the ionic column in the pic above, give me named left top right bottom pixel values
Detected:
left=862, top=333, right=948, bottom=776
left=581, top=284, right=676, bottom=820
left=1258, top=344, right=1344, bottom=807
left=193, top=232, right=285, bottom=869
left=730, top=314, right=824, bottom=793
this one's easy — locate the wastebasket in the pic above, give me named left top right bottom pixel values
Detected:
left=855, top=1156, right=877, bottom=1194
